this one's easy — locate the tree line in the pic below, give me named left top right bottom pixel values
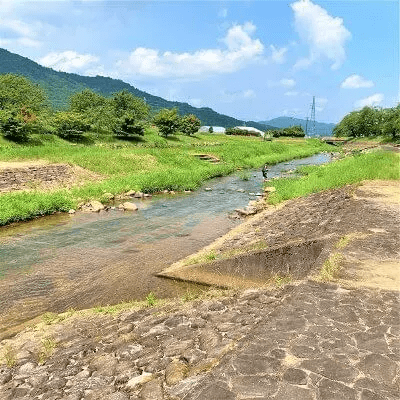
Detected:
left=333, top=105, right=399, bottom=139
left=0, top=74, right=201, bottom=142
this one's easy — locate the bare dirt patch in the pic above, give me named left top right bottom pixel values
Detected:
left=161, top=180, right=399, bottom=291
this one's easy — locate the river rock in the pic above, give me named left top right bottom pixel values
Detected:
left=134, top=192, right=144, bottom=198
left=139, top=378, right=164, bottom=399
left=237, top=189, right=245, bottom=193
left=89, top=354, right=118, bottom=376
left=235, top=207, right=257, bottom=216
left=122, top=202, right=138, bottom=211
left=82, top=200, right=104, bottom=212
left=126, top=372, right=153, bottom=390
left=204, top=188, right=212, bottom=191
left=68, top=209, right=76, bottom=214
left=264, top=186, right=276, bottom=193
left=126, top=190, right=136, bottom=197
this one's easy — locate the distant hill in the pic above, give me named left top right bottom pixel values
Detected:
left=0, top=48, right=275, bottom=131
left=259, top=116, right=335, bottom=136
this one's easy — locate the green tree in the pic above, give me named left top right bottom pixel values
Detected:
left=112, top=90, right=150, bottom=120
left=153, top=108, right=180, bottom=137
left=0, top=74, right=47, bottom=113
left=0, top=74, right=48, bottom=140
left=113, top=117, right=145, bottom=138
left=382, top=105, right=400, bottom=139
left=69, top=89, right=115, bottom=135
left=69, top=89, right=107, bottom=113
left=208, top=126, right=214, bottom=133
left=333, top=111, right=360, bottom=137
left=180, top=114, right=201, bottom=136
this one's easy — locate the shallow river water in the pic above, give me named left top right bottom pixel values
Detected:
left=0, top=153, right=331, bottom=337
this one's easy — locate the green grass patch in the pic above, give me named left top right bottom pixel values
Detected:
left=267, top=151, right=400, bottom=205
left=316, top=253, right=344, bottom=282
left=0, top=133, right=331, bottom=225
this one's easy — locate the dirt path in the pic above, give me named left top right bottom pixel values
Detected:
left=0, top=180, right=398, bottom=399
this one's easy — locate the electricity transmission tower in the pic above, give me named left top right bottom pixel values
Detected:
left=309, top=96, right=316, bottom=136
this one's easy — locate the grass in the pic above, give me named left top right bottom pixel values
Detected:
left=183, top=249, right=219, bottom=266
left=274, top=274, right=292, bottom=287
left=37, top=337, right=57, bottom=365
left=317, top=252, right=344, bottom=282
left=3, top=345, right=16, bottom=368
left=267, top=150, right=400, bottom=205
left=0, top=132, right=330, bottom=225
left=145, top=292, right=158, bottom=307
left=335, top=232, right=369, bottom=250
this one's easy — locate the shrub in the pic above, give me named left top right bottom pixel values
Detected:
left=53, top=112, right=91, bottom=141
left=113, top=115, right=145, bottom=137
left=225, top=127, right=261, bottom=137
left=179, top=114, right=201, bottom=136
left=273, top=125, right=305, bottom=138
left=0, top=111, right=28, bottom=142
left=208, top=126, right=214, bottom=133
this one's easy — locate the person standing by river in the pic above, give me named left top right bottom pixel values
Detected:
left=262, top=164, right=269, bottom=179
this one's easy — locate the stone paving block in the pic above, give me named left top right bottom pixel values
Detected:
left=300, top=357, right=358, bottom=383
left=273, top=383, right=314, bottom=400
left=230, top=375, right=279, bottom=397
left=357, top=354, right=398, bottom=386
left=282, top=367, right=308, bottom=385
left=192, top=382, right=235, bottom=400
left=231, top=354, right=281, bottom=375
left=317, top=378, right=357, bottom=400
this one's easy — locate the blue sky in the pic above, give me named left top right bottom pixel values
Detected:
left=0, top=0, right=398, bottom=123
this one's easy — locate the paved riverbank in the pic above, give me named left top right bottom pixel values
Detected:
left=0, top=281, right=398, bottom=399
left=0, top=180, right=398, bottom=399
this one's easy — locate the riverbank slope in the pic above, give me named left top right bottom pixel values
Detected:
left=1, top=178, right=399, bottom=399
left=0, top=135, right=330, bottom=225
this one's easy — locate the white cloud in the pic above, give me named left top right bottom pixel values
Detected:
left=284, top=91, right=299, bottom=96
left=282, top=108, right=301, bottom=117
left=354, top=93, right=384, bottom=108
left=220, top=89, right=257, bottom=103
left=341, top=74, right=374, bottom=89
left=270, top=45, right=288, bottom=64
left=116, top=22, right=264, bottom=79
left=280, top=78, right=296, bottom=88
left=316, top=97, right=328, bottom=111
left=291, top=0, right=351, bottom=70
left=189, top=98, right=204, bottom=107
left=38, top=51, right=100, bottom=73
left=0, top=15, right=44, bottom=48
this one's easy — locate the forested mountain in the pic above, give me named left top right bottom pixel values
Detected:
left=0, top=48, right=275, bottom=130
left=259, top=116, right=335, bottom=136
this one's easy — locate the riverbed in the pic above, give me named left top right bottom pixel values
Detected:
left=0, top=153, right=332, bottom=338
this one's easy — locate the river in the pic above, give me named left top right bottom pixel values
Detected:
left=0, top=153, right=332, bottom=338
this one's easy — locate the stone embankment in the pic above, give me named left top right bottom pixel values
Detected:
left=0, top=282, right=398, bottom=399
left=0, top=164, right=72, bottom=192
